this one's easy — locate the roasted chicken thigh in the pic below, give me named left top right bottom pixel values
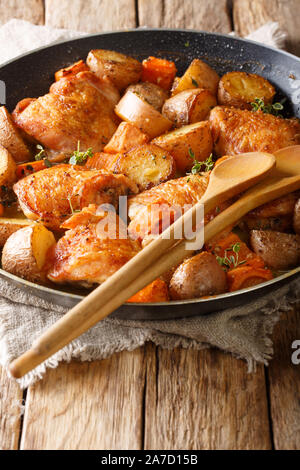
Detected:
left=14, top=164, right=138, bottom=231
left=12, top=72, right=120, bottom=159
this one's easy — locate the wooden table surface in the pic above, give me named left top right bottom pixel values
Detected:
left=0, top=0, right=300, bottom=450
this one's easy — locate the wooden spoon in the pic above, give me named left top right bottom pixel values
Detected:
left=9, top=152, right=276, bottom=378
left=274, top=145, right=300, bottom=176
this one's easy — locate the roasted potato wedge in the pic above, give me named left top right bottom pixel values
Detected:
left=294, top=198, right=300, bottom=235
left=114, top=143, right=176, bottom=191
left=104, top=122, right=149, bottom=154
left=127, top=82, right=168, bottom=112
left=115, top=90, right=172, bottom=139
left=0, top=217, right=33, bottom=247
left=0, top=145, right=17, bottom=188
left=250, top=230, right=300, bottom=270
left=87, top=49, right=142, bottom=91
left=0, top=107, right=31, bottom=162
left=2, top=224, right=56, bottom=283
left=55, top=60, right=89, bottom=81
left=169, top=252, right=227, bottom=300
left=152, top=121, right=213, bottom=173
left=218, top=71, right=276, bottom=109
left=172, top=59, right=219, bottom=96
left=162, top=88, right=217, bottom=126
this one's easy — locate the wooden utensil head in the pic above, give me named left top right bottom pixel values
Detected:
left=206, top=152, right=276, bottom=200
left=274, top=145, right=300, bottom=176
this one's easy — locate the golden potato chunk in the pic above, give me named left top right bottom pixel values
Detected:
left=169, top=252, right=227, bottom=300
left=0, top=217, right=33, bottom=247
left=0, top=107, right=31, bottom=163
left=152, top=121, right=213, bottom=173
left=172, top=59, right=219, bottom=96
left=127, top=82, right=168, bottom=112
left=218, top=71, right=276, bottom=109
left=2, top=224, right=56, bottom=283
left=115, top=90, right=172, bottom=139
left=114, top=143, right=176, bottom=191
left=104, top=122, right=149, bottom=154
left=87, top=49, right=142, bottom=91
left=0, top=145, right=17, bottom=188
left=162, top=88, right=217, bottom=126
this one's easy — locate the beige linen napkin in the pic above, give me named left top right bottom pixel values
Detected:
left=0, top=19, right=297, bottom=388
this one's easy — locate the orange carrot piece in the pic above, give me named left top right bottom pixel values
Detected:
left=84, top=152, right=119, bottom=172
left=206, top=232, right=265, bottom=270
left=16, top=160, right=48, bottom=179
left=55, top=60, right=89, bottom=81
left=128, top=279, right=169, bottom=303
left=227, top=266, right=273, bottom=292
left=142, top=56, right=177, bottom=91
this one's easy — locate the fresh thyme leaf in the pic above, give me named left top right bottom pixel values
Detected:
left=184, top=41, right=190, bottom=47
left=44, top=158, right=52, bottom=168
left=69, top=141, right=94, bottom=165
left=66, top=196, right=80, bottom=215
left=35, top=144, right=46, bottom=161
left=216, top=243, right=246, bottom=270
left=191, top=78, right=199, bottom=87
left=251, top=98, right=285, bottom=117
left=188, top=151, right=215, bottom=175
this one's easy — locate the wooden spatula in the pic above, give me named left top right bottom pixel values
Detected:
left=9, top=152, right=280, bottom=378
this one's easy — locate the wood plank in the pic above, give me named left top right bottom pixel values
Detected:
left=0, top=0, right=44, bottom=26
left=144, top=344, right=271, bottom=450
left=233, top=0, right=300, bottom=56
left=267, top=306, right=300, bottom=450
left=45, top=0, right=136, bottom=33
left=20, top=348, right=147, bottom=450
left=138, top=0, right=232, bottom=33
left=0, top=366, right=23, bottom=450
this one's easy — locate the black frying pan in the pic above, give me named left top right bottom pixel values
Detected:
left=0, top=29, right=299, bottom=320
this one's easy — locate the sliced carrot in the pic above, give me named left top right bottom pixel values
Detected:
left=206, top=232, right=265, bottom=270
left=227, top=266, right=273, bottom=292
left=128, top=279, right=169, bottom=303
left=142, top=56, right=177, bottom=91
left=16, top=160, right=48, bottom=179
left=84, top=152, right=119, bottom=172
left=0, top=203, right=4, bottom=216
left=55, top=60, right=89, bottom=81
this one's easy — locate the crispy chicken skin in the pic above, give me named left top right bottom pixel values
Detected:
left=12, top=72, right=120, bottom=158
left=210, top=106, right=300, bottom=156
left=13, top=164, right=138, bottom=231
left=128, top=174, right=210, bottom=241
left=47, top=205, right=141, bottom=286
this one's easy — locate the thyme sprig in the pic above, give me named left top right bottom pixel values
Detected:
left=188, top=149, right=215, bottom=175
left=69, top=141, right=93, bottom=165
left=251, top=98, right=285, bottom=117
left=216, top=243, right=247, bottom=270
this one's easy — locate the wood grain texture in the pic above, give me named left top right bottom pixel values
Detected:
left=233, top=0, right=300, bottom=56
left=0, top=366, right=23, bottom=450
left=0, top=0, right=44, bottom=26
left=138, top=0, right=232, bottom=32
left=20, top=349, right=147, bottom=450
left=144, top=344, right=271, bottom=450
left=45, top=0, right=136, bottom=33
left=267, top=306, right=300, bottom=450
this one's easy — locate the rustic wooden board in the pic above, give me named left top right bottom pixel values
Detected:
left=0, top=366, right=23, bottom=450
left=233, top=0, right=300, bottom=56
left=20, top=349, right=147, bottom=450
left=144, top=344, right=272, bottom=450
left=0, top=0, right=44, bottom=26
left=138, top=0, right=232, bottom=33
left=45, top=0, right=136, bottom=33
left=267, top=306, right=300, bottom=450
